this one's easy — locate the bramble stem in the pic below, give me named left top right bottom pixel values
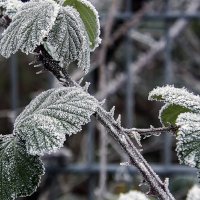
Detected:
left=37, top=45, right=175, bottom=200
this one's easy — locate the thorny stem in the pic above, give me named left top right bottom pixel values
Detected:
left=36, top=46, right=175, bottom=200
left=1, top=16, right=176, bottom=200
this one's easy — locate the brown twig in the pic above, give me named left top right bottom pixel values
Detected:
left=125, top=125, right=180, bottom=137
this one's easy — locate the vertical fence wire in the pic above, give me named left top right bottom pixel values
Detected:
left=10, top=54, right=19, bottom=122
left=163, top=0, right=173, bottom=167
left=125, top=0, right=135, bottom=128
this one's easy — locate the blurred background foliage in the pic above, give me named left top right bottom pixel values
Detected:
left=0, top=0, right=200, bottom=199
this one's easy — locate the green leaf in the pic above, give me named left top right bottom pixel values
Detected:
left=14, top=87, right=98, bottom=156
left=63, top=0, right=101, bottom=50
left=44, top=6, right=90, bottom=73
left=149, top=85, right=200, bottom=113
left=176, top=112, right=200, bottom=169
left=0, top=0, right=60, bottom=58
left=0, top=136, right=44, bottom=200
left=159, top=104, right=191, bottom=126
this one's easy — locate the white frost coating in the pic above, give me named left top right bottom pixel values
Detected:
left=0, top=0, right=7, bottom=7
left=118, top=191, right=149, bottom=200
left=0, top=0, right=60, bottom=58
left=176, top=112, right=200, bottom=168
left=149, top=85, right=200, bottom=113
left=45, top=6, right=90, bottom=73
left=14, top=86, right=98, bottom=156
left=0, top=0, right=23, bottom=18
left=186, top=185, right=200, bottom=200
left=0, top=136, right=44, bottom=199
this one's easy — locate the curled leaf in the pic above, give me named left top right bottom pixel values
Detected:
left=149, top=85, right=200, bottom=113
left=159, top=103, right=191, bottom=126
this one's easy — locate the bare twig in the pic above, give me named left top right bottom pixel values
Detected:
left=125, top=125, right=179, bottom=137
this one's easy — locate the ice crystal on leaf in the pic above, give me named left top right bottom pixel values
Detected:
left=149, top=85, right=200, bottom=113
left=186, top=185, right=200, bottom=200
left=0, top=135, right=44, bottom=200
left=14, top=87, right=98, bottom=156
left=63, top=0, right=101, bottom=51
left=44, top=6, right=90, bottom=73
left=0, top=0, right=60, bottom=58
left=118, top=191, right=149, bottom=200
left=0, top=0, right=23, bottom=19
left=176, top=112, right=200, bottom=169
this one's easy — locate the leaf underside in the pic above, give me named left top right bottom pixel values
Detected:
left=63, top=0, right=101, bottom=50
left=0, top=0, right=59, bottom=57
left=14, top=87, right=98, bottom=155
left=0, top=136, right=44, bottom=200
left=159, top=104, right=191, bottom=126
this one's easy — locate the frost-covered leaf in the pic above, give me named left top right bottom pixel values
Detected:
left=0, top=0, right=23, bottom=19
left=63, top=0, right=101, bottom=50
left=176, top=112, right=200, bottom=169
left=159, top=104, right=191, bottom=126
left=44, top=6, right=90, bottom=73
left=149, top=85, right=200, bottom=113
left=118, top=191, right=149, bottom=200
left=0, top=0, right=7, bottom=7
left=14, top=87, right=98, bottom=155
left=0, top=0, right=60, bottom=58
left=186, top=185, right=200, bottom=200
left=0, top=135, right=44, bottom=200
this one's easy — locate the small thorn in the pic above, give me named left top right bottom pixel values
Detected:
left=110, top=106, right=115, bottom=116
left=34, top=64, right=43, bottom=68
left=100, top=99, right=106, bottom=106
left=116, top=114, right=121, bottom=125
left=59, top=78, right=66, bottom=82
left=78, top=78, right=84, bottom=85
left=83, top=82, right=90, bottom=91
left=32, top=52, right=40, bottom=56
left=150, top=125, right=154, bottom=129
left=120, top=162, right=130, bottom=166
left=59, top=70, right=65, bottom=78
left=36, top=70, right=43, bottom=75
left=29, top=61, right=37, bottom=66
